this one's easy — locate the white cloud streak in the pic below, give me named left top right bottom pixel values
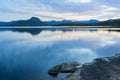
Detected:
left=0, top=0, right=120, bottom=21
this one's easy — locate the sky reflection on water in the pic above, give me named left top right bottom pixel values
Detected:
left=0, top=30, right=120, bottom=80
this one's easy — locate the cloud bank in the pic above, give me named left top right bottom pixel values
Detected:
left=0, top=0, right=120, bottom=21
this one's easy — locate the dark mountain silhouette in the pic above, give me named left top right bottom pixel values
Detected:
left=44, top=19, right=100, bottom=26
left=96, top=19, right=120, bottom=26
left=44, top=20, right=73, bottom=26
left=0, top=17, right=120, bottom=27
left=0, top=22, right=13, bottom=26
left=0, top=17, right=46, bottom=26
left=10, top=17, right=45, bottom=26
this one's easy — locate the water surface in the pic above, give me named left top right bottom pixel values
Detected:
left=0, top=27, right=120, bottom=80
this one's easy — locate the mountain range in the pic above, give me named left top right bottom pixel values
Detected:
left=0, top=17, right=120, bottom=27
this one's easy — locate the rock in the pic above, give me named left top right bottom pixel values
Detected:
left=48, top=62, right=80, bottom=77
left=48, top=65, right=61, bottom=77
left=49, top=54, right=120, bottom=80
left=62, top=69, right=81, bottom=80
left=78, top=54, right=120, bottom=80
left=60, top=62, right=80, bottom=73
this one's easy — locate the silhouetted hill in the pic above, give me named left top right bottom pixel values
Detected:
left=45, top=19, right=100, bottom=26
left=0, top=22, right=13, bottom=26
left=0, top=17, right=120, bottom=27
left=55, top=19, right=120, bottom=27
left=10, top=17, right=45, bottom=26
left=44, top=20, right=73, bottom=26
left=96, top=19, right=120, bottom=27
left=53, top=20, right=100, bottom=26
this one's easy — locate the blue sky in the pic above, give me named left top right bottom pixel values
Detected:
left=0, top=0, right=120, bottom=21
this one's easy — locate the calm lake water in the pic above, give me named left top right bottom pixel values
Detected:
left=0, top=27, right=120, bottom=80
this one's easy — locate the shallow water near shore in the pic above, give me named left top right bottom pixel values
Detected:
left=0, top=26, right=120, bottom=80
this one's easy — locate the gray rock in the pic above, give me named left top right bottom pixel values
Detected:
left=49, top=54, right=120, bottom=80
left=48, top=65, right=61, bottom=77
left=62, top=69, right=81, bottom=80
left=48, top=62, right=80, bottom=77
left=79, top=54, right=120, bottom=80
left=60, top=62, right=80, bottom=73
left=62, top=54, right=120, bottom=80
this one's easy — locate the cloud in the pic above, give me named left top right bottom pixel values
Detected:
left=0, top=0, right=120, bottom=21
left=67, top=48, right=98, bottom=63
left=66, top=0, right=92, bottom=3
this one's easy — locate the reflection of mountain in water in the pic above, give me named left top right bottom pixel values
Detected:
left=0, top=28, right=42, bottom=35
left=0, top=28, right=59, bottom=35
left=1, top=27, right=120, bottom=35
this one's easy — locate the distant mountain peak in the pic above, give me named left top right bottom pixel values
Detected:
left=29, top=17, right=42, bottom=22
left=88, top=19, right=99, bottom=22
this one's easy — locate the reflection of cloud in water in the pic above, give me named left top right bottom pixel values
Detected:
left=67, top=48, right=97, bottom=63
left=0, top=30, right=120, bottom=80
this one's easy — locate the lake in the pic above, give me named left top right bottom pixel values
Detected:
left=0, top=26, right=120, bottom=80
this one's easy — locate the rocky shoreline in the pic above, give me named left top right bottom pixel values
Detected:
left=48, top=54, right=120, bottom=80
